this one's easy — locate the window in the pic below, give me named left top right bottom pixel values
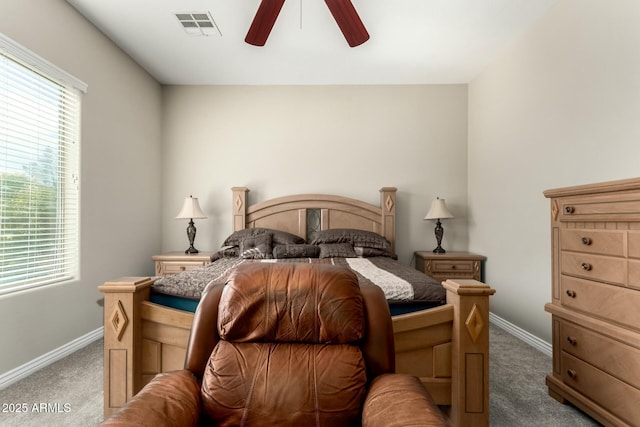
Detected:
left=0, top=33, right=86, bottom=295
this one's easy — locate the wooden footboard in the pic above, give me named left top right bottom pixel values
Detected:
left=100, top=278, right=494, bottom=426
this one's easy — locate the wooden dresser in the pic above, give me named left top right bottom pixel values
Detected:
left=544, top=177, right=640, bottom=426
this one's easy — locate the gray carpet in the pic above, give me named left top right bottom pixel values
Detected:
left=0, top=324, right=601, bottom=426
left=0, top=339, right=103, bottom=426
left=489, top=325, right=601, bottom=427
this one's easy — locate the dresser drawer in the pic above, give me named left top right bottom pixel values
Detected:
left=560, top=229, right=625, bottom=257
left=559, top=193, right=640, bottom=222
left=629, top=231, right=640, bottom=259
left=561, top=252, right=626, bottom=285
left=561, top=276, right=640, bottom=329
left=629, top=260, right=640, bottom=290
left=561, top=321, right=640, bottom=389
left=161, top=261, right=205, bottom=275
left=561, top=352, right=640, bottom=425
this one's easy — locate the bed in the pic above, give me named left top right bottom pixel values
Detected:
left=99, top=187, right=495, bottom=426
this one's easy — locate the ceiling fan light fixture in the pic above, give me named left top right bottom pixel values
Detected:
left=245, top=0, right=369, bottom=47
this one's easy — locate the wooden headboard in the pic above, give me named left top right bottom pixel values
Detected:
left=231, top=187, right=397, bottom=253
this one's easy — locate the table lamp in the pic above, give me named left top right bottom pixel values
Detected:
left=176, top=195, right=207, bottom=254
left=424, top=197, right=454, bottom=254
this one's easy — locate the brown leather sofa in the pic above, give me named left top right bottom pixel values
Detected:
left=101, top=262, right=447, bottom=426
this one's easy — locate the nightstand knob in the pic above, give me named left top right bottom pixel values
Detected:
left=567, top=336, right=577, bottom=346
left=564, top=206, right=575, bottom=214
left=451, top=265, right=456, bottom=270
left=566, top=290, right=576, bottom=298
left=567, top=369, right=577, bottom=380
left=180, top=266, right=186, bottom=271
left=581, top=237, right=591, bottom=245
left=581, top=262, right=592, bottom=271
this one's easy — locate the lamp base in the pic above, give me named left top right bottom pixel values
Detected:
left=432, top=219, right=447, bottom=254
left=184, top=219, right=199, bottom=254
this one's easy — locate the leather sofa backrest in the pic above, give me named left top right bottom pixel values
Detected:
left=201, top=263, right=368, bottom=426
left=218, top=262, right=365, bottom=343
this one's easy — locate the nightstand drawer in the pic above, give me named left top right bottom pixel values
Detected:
left=162, top=261, right=205, bottom=275
left=414, top=252, right=485, bottom=282
left=152, top=252, right=215, bottom=277
left=430, top=259, right=475, bottom=275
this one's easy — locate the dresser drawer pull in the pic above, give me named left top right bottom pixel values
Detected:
left=580, top=262, right=592, bottom=271
left=566, top=336, right=577, bottom=346
left=180, top=266, right=186, bottom=271
left=566, top=290, right=576, bottom=298
left=567, top=369, right=577, bottom=380
left=581, top=237, right=591, bottom=245
left=450, top=265, right=456, bottom=270
left=564, top=206, right=575, bottom=214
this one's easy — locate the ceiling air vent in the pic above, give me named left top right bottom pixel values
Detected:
left=175, top=12, right=221, bottom=36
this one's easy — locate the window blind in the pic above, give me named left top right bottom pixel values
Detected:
left=0, top=35, right=83, bottom=295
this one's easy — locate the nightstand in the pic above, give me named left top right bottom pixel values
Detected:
left=414, top=251, right=485, bottom=282
left=152, top=251, right=215, bottom=277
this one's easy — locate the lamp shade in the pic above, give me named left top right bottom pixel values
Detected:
left=176, top=196, right=207, bottom=219
left=424, top=198, right=454, bottom=220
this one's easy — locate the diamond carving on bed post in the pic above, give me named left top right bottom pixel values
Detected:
left=235, top=195, right=243, bottom=212
left=110, top=300, right=129, bottom=341
left=385, top=195, right=394, bottom=212
left=465, top=304, right=484, bottom=343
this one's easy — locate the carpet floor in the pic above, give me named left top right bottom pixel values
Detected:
left=0, top=324, right=602, bottom=426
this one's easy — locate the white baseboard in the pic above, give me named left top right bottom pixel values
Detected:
left=0, top=327, right=104, bottom=391
left=489, top=312, right=552, bottom=357
left=0, top=317, right=550, bottom=391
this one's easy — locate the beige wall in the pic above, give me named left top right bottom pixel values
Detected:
left=161, top=85, right=469, bottom=263
left=468, top=0, right=640, bottom=342
left=7, top=0, right=632, bottom=375
left=0, top=0, right=162, bottom=374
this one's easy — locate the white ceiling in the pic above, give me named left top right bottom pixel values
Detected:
left=66, top=0, right=558, bottom=85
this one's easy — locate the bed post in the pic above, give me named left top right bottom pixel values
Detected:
left=379, top=187, right=397, bottom=254
left=98, top=277, right=154, bottom=419
left=232, top=187, right=249, bottom=231
left=443, top=279, right=495, bottom=427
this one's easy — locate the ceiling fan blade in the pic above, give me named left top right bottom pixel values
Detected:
left=324, top=0, right=369, bottom=47
left=245, top=0, right=286, bottom=46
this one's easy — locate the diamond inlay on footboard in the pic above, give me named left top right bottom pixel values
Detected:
left=110, top=300, right=129, bottom=341
left=465, top=304, right=484, bottom=343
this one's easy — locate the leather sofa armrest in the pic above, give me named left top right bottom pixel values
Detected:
left=100, top=370, right=201, bottom=427
left=362, top=373, right=448, bottom=427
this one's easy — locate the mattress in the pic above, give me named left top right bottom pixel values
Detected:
left=151, top=256, right=446, bottom=316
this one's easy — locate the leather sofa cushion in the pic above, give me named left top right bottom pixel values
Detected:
left=218, top=263, right=364, bottom=344
left=202, top=341, right=367, bottom=426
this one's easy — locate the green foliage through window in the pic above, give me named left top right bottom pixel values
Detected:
left=0, top=36, right=81, bottom=293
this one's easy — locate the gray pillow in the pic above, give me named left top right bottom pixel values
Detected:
left=318, top=243, right=357, bottom=259
left=311, top=228, right=390, bottom=250
left=223, top=227, right=304, bottom=247
left=239, top=234, right=273, bottom=259
left=272, top=244, right=321, bottom=259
